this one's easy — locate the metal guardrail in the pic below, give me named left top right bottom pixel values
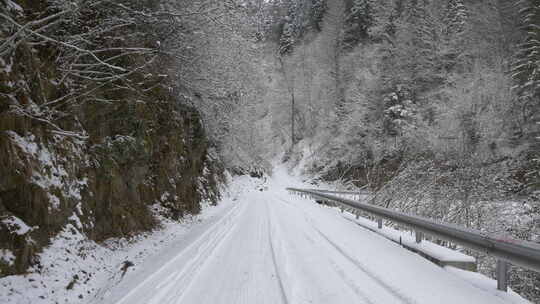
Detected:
left=304, top=189, right=370, bottom=195
left=287, top=187, right=540, bottom=292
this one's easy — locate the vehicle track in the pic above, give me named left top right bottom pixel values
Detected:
left=114, top=199, right=246, bottom=304
left=312, top=226, right=417, bottom=304
left=265, top=199, right=290, bottom=304
left=297, top=217, right=376, bottom=304
left=161, top=200, right=247, bottom=304
left=275, top=195, right=415, bottom=304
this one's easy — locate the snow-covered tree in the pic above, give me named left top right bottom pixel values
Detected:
left=512, top=0, right=540, bottom=163
left=310, top=0, right=327, bottom=31
left=343, top=0, right=374, bottom=47
left=440, top=0, right=469, bottom=73
left=444, top=0, right=468, bottom=37
left=279, top=0, right=327, bottom=55
left=0, top=0, right=176, bottom=137
left=512, top=0, right=540, bottom=101
left=280, top=1, right=302, bottom=54
left=383, top=86, right=418, bottom=137
left=394, top=0, right=439, bottom=91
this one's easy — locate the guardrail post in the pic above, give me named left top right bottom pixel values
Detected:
left=355, top=211, right=359, bottom=219
left=497, top=260, right=509, bottom=292
left=340, top=205, right=344, bottom=213
left=415, top=231, right=423, bottom=243
left=377, top=218, right=383, bottom=229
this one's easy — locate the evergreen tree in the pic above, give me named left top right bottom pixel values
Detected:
left=279, top=2, right=301, bottom=55
left=441, top=0, right=469, bottom=72
left=279, top=0, right=327, bottom=55
left=444, top=0, right=468, bottom=37
left=512, top=0, right=540, bottom=166
left=513, top=0, right=540, bottom=101
left=310, top=0, right=327, bottom=31
left=371, top=1, right=401, bottom=42
left=395, top=0, right=439, bottom=90
left=343, top=0, right=375, bottom=47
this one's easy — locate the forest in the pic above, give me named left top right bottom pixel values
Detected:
left=0, top=0, right=539, bottom=302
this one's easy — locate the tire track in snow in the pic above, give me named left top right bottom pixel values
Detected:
left=321, top=251, right=377, bottom=304
left=297, top=222, right=376, bottom=304
left=159, top=200, right=247, bottom=304
left=113, top=199, right=246, bottom=304
left=273, top=196, right=379, bottom=304
left=312, top=226, right=417, bottom=304
left=265, top=199, right=290, bottom=304
left=275, top=195, right=415, bottom=304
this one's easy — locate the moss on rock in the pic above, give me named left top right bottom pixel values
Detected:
left=0, top=8, right=224, bottom=277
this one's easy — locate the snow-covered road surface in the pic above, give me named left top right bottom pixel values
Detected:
left=98, top=170, right=526, bottom=304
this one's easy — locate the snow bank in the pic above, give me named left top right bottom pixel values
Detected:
left=446, top=266, right=529, bottom=304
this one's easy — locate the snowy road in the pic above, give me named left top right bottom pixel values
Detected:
left=98, top=172, right=523, bottom=304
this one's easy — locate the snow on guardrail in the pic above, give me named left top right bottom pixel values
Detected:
left=287, top=187, right=540, bottom=292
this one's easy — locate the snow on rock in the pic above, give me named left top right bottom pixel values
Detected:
left=47, top=193, right=61, bottom=211
left=1, top=216, right=34, bottom=236
left=6, top=131, right=88, bottom=211
left=68, top=214, right=83, bottom=230
left=6, top=131, right=39, bottom=156
left=0, top=250, right=15, bottom=267
left=0, top=215, right=208, bottom=304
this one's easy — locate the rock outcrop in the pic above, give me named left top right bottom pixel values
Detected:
left=0, top=1, right=224, bottom=276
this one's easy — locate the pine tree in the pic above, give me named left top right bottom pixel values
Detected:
left=279, top=2, right=301, bottom=55
left=343, top=0, right=374, bottom=48
left=396, top=0, right=439, bottom=90
left=444, top=0, right=468, bottom=37
left=310, top=0, right=327, bottom=31
left=441, top=0, right=469, bottom=72
left=512, top=0, right=540, bottom=156
left=375, top=2, right=401, bottom=42
left=279, top=0, right=327, bottom=54
left=513, top=0, right=540, bottom=101
left=280, top=19, right=295, bottom=54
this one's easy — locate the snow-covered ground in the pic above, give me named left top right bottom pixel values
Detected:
left=341, top=211, right=476, bottom=265
left=1, top=167, right=530, bottom=304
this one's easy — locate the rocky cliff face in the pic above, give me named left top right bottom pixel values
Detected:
left=0, top=2, right=224, bottom=276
